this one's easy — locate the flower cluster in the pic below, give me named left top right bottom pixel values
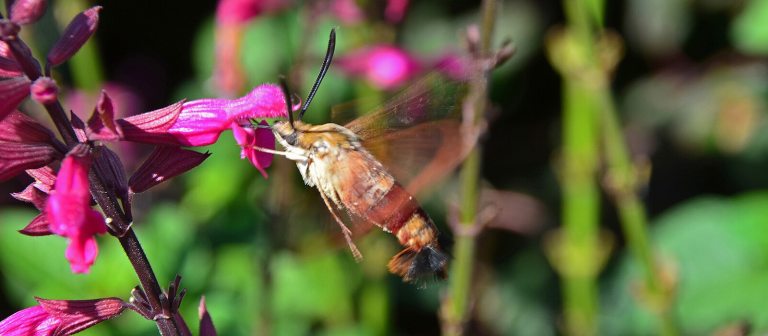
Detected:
left=1, top=1, right=288, bottom=333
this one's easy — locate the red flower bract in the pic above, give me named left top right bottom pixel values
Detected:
left=45, top=153, right=107, bottom=273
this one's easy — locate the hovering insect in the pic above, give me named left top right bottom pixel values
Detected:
left=256, top=29, right=471, bottom=282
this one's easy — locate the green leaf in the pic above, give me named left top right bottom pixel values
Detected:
left=732, top=0, right=768, bottom=55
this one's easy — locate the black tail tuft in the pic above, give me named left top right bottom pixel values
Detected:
left=388, top=245, right=449, bottom=284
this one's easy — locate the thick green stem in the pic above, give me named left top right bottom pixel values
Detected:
left=442, top=0, right=497, bottom=335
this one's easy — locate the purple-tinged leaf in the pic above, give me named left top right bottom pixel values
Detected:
left=87, top=90, right=123, bottom=141
left=19, top=214, right=51, bottom=236
left=129, top=146, right=210, bottom=193
left=29, top=76, right=58, bottom=104
left=36, top=297, right=126, bottom=335
left=0, top=142, right=58, bottom=181
left=46, top=6, right=101, bottom=68
left=11, top=183, right=48, bottom=209
left=198, top=296, right=217, bottom=336
left=26, top=166, right=56, bottom=193
left=0, top=110, right=56, bottom=143
left=0, top=76, right=31, bottom=120
left=9, top=0, right=48, bottom=25
left=117, top=100, right=184, bottom=145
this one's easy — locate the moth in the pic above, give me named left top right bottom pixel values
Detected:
left=257, top=29, right=471, bottom=282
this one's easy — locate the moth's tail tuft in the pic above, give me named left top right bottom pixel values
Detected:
left=387, top=244, right=449, bottom=284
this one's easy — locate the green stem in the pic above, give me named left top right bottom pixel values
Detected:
left=442, top=0, right=497, bottom=335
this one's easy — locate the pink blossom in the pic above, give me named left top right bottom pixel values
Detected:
left=0, top=298, right=126, bottom=335
left=385, top=0, right=409, bottom=23
left=232, top=120, right=274, bottom=177
left=45, top=153, right=107, bottom=273
left=330, top=0, right=365, bottom=25
left=337, top=45, right=422, bottom=89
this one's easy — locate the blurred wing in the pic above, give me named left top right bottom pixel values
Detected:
left=343, top=73, right=468, bottom=140
left=362, top=120, right=471, bottom=195
left=338, top=74, right=472, bottom=195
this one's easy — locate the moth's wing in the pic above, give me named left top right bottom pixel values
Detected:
left=340, top=73, right=473, bottom=195
left=343, top=73, right=468, bottom=140
left=361, top=120, right=473, bottom=195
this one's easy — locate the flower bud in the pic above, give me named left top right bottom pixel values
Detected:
left=46, top=6, right=101, bottom=68
left=9, top=0, right=48, bottom=25
left=30, top=76, right=58, bottom=104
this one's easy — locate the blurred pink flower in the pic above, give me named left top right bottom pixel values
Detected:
left=330, top=0, right=364, bottom=25
left=45, top=152, right=107, bottom=273
left=433, top=53, right=472, bottom=80
left=214, top=0, right=290, bottom=95
left=337, top=45, right=422, bottom=89
left=0, top=297, right=126, bottom=336
left=385, top=0, right=409, bottom=23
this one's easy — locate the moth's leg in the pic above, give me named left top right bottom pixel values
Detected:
left=318, top=190, right=363, bottom=261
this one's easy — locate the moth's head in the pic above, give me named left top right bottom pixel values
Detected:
left=272, top=120, right=300, bottom=146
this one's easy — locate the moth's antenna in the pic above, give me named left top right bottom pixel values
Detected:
left=299, top=28, right=336, bottom=120
left=279, top=75, right=295, bottom=130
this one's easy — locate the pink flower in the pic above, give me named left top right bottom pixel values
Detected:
left=45, top=153, right=107, bottom=273
left=385, top=0, right=409, bottom=23
left=117, top=84, right=289, bottom=174
left=337, top=45, right=422, bottom=89
left=330, top=0, right=364, bottom=25
left=0, top=297, right=126, bottom=335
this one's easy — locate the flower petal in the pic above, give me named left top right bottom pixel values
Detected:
left=0, top=142, right=58, bottom=182
left=232, top=122, right=273, bottom=177
left=0, top=110, right=56, bottom=143
left=128, top=146, right=210, bottom=193
left=19, top=214, right=52, bottom=236
left=64, top=230, right=100, bottom=273
left=0, top=305, right=58, bottom=336
left=117, top=100, right=185, bottom=145
left=0, top=77, right=31, bottom=120
left=36, top=297, right=126, bottom=335
left=86, top=90, right=123, bottom=141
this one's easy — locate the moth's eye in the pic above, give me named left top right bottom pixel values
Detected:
left=283, top=132, right=298, bottom=146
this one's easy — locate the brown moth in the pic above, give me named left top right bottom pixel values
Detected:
left=259, top=29, right=471, bottom=282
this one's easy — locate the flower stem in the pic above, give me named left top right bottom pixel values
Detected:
left=442, top=0, right=497, bottom=334
left=7, top=30, right=185, bottom=336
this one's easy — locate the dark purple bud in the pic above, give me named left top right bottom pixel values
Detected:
left=11, top=182, right=48, bottom=209
left=0, top=20, right=21, bottom=40
left=26, top=166, right=56, bottom=193
left=198, top=296, right=217, bottom=336
left=116, top=100, right=184, bottom=145
left=0, top=110, right=56, bottom=144
left=93, top=146, right=128, bottom=199
left=46, top=6, right=101, bottom=68
left=30, top=76, right=58, bottom=104
left=87, top=90, right=123, bottom=141
left=0, top=76, right=31, bottom=120
left=19, top=213, right=52, bottom=236
left=129, top=146, right=210, bottom=193
left=9, top=0, right=48, bottom=25
left=35, top=297, right=126, bottom=335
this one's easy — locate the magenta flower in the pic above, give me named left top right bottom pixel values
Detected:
left=118, top=84, right=288, bottom=173
left=232, top=120, right=274, bottom=177
left=337, top=45, right=422, bottom=89
left=0, top=297, right=126, bottom=336
left=329, top=0, right=364, bottom=25
left=45, top=152, right=107, bottom=273
left=385, top=0, right=410, bottom=23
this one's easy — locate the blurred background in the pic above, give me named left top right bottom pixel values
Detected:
left=2, top=0, right=768, bottom=335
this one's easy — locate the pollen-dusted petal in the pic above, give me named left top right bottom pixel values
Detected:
left=231, top=122, right=273, bottom=177
left=129, top=146, right=210, bottom=193
left=0, top=305, right=59, bottom=336
left=46, top=6, right=101, bottom=68
left=227, top=83, right=289, bottom=121
left=36, top=297, right=126, bottom=335
left=29, top=76, right=58, bottom=105
left=19, top=213, right=52, bottom=236
left=9, top=0, right=48, bottom=25
left=87, top=90, right=123, bottom=141
left=117, top=100, right=185, bottom=145
left=0, top=76, right=31, bottom=120
left=0, top=142, right=58, bottom=182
